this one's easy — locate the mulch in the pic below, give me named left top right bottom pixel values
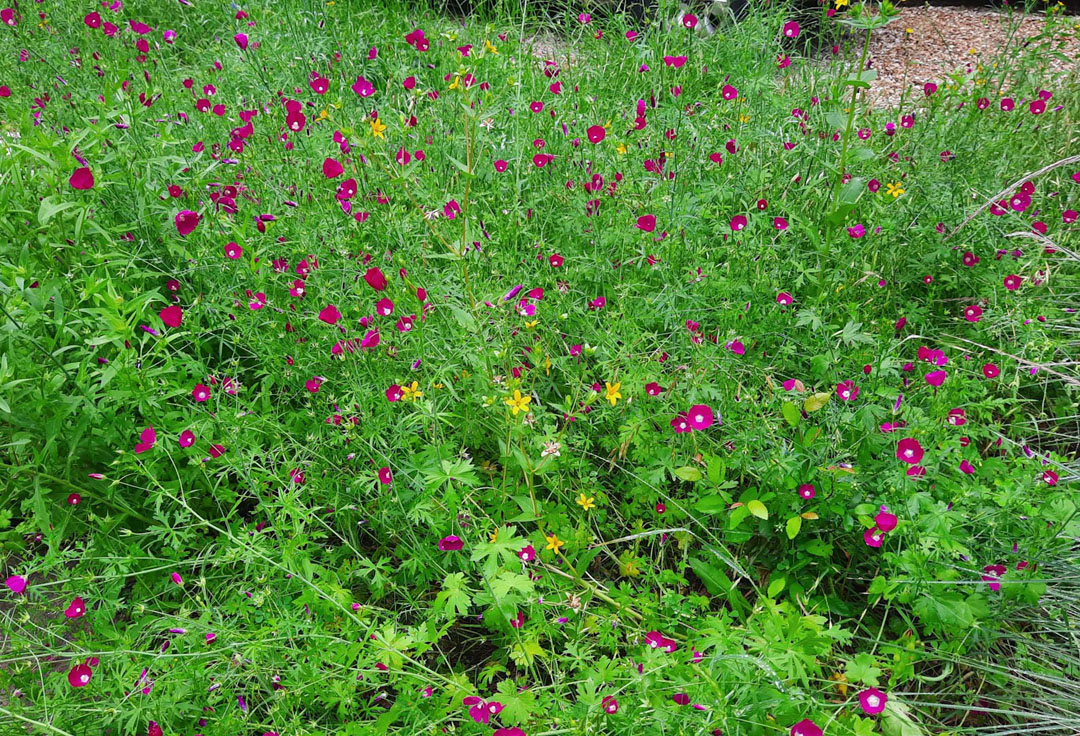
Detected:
left=864, top=7, right=1080, bottom=108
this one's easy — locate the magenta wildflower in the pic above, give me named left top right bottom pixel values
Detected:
left=687, top=404, right=715, bottom=430
left=174, top=210, right=200, bottom=236
left=837, top=380, right=859, bottom=401
left=438, top=536, right=464, bottom=551
left=982, top=563, right=1007, bottom=591
left=858, top=688, right=887, bottom=715
left=462, top=696, right=504, bottom=725
left=897, top=438, right=924, bottom=464
left=791, top=719, right=823, bottom=736
left=68, top=663, right=93, bottom=687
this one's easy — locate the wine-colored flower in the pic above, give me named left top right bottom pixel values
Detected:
left=462, top=696, right=503, bottom=725
left=858, top=688, right=887, bottom=715
left=135, top=425, right=157, bottom=454
left=174, top=210, right=200, bottom=236
left=70, top=167, right=95, bottom=190
left=319, top=304, right=342, bottom=325
left=68, top=663, right=93, bottom=687
left=874, top=511, right=897, bottom=532
left=982, top=563, right=1007, bottom=591
left=791, top=719, right=823, bottom=736
left=837, top=380, right=859, bottom=401
left=687, top=404, right=715, bottom=430
left=159, top=305, right=183, bottom=328
left=65, top=596, right=86, bottom=618
left=897, top=438, right=924, bottom=464
left=364, top=267, right=388, bottom=291
left=438, top=535, right=464, bottom=551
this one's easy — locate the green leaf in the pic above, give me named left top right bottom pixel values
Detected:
left=509, top=638, right=546, bottom=667
left=782, top=401, right=801, bottom=427
left=37, top=197, right=80, bottom=227
left=882, top=700, right=926, bottom=736
left=804, top=392, right=832, bottom=413
left=674, top=466, right=702, bottom=482
left=688, top=556, right=749, bottom=616
left=434, top=572, right=473, bottom=618
left=450, top=306, right=476, bottom=330
left=767, top=576, right=786, bottom=598
left=845, top=652, right=882, bottom=686
left=747, top=499, right=768, bottom=520
left=786, top=516, right=802, bottom=539
left=694, top=495, right=728, bottom=514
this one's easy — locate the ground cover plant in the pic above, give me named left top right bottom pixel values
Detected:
left=1, top=1, right=1079, bottom=735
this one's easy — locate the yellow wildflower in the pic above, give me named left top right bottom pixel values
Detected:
left=576, top=493, right=596, bottom=511
left=485, top=39, right=498, bottom=54
left=369, top=117, right=386, bottom=139
left=886, top=181, right=905, bottom=198
left=604, top=382, right=622, bottom=407
left=616, top=143, right=628, bottom=155
left=401, top=381, right=423, bottom=402
left=505, top=390, right=532, bottom=415
left=544, top=533, right=564, bottom=555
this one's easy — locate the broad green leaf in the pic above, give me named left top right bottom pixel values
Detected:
left=694, top=495, right=727, bottom=515
left=786, top=515, right=802, bottom=539
left=747, top=499, right=768, bottom=520
left=782, top=401, right=801, bottom=427
left=674, top=466, right=702, bottom=482
left=804, top=392, right=832, bottom=413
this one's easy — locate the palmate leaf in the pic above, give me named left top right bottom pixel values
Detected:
left=435, top=572, right=472, bottom=619
left=424, top=456, right=479, bottom=491
left=470, top=525, right=523, bottom=578
left=495, top=678, right=537, bottom=724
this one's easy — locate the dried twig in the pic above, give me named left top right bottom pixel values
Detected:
left=946, top=154, right=1080, bottom=240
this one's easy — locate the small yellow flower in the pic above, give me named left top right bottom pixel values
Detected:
left=616, top=143, right=628, bottom=155
left=524, top=320, right=538, bottom=329
left=604, top=382, right=622, bottom=407
left=544, top=533, right=564, bottom=555
left=544, top=355, right=552, bottom=376
left=401, top=381, right=423, bottom=402
left=505, top=390, right=532, bottom=415
left=576, top=493, right=596, bottom=511
left=485, top=39, right=498, bottom=54
left=369, top=117, right=386, bottom=139
left=905, top=27, right=913, bottom=33
left=489, top=528, right=499, bottom=543
left=449, top=76, right=461, bottom=91
left=886, top=181, right=905, bottom=198
left=739, top=113, right=751, bottom=124
left=316, top=109, right=329, bottom=121
left=835, top=0, right=849, bottom=7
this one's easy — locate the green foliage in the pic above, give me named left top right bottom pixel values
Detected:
left=0, top=1, right=1078, bottom=736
